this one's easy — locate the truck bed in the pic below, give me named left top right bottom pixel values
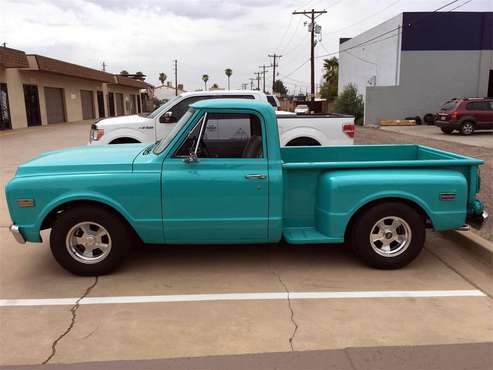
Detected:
left=280, top=145, right=483, bottom=244
left=281, top=144, right=482, bottom=168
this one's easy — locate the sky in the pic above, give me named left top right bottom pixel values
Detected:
left=1, top=0, right=491, bottom=93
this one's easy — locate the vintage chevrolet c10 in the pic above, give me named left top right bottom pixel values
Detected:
left=6, top=100, right=487, bottom=275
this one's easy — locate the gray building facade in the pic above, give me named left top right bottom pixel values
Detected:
left=338, top=12, right=493, bottom=125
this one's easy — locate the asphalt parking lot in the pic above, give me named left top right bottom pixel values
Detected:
left=1, top=122, right=492, bottom=368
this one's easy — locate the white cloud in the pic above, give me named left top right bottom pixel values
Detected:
left=1, top=0, right=491, bottom=92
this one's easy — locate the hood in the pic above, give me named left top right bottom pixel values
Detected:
left=96, top=115, right=153, bottom=127
left=16, top=144, right=147, bottom=177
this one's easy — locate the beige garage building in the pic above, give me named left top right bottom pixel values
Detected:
left=0, top=46, right=152, bottom=130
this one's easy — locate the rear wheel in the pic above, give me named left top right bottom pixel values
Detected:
left=50, top=205, right=131, bottom=275
left=350, top=202, right=425, bottom=269
left=441, top=127, right=454, bottom=134
left=460, top=121, right=475, bottom=135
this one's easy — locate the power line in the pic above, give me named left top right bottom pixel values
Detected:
left=279, top=58, right=310, bottom=78
left=328, top=0, right=401, bottom=34
left=315, top=0, right=462, bottom=60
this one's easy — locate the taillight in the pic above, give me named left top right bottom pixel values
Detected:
left=343, top=123, right=355, bottom=138
left=450, top=111, right=460, bottom=120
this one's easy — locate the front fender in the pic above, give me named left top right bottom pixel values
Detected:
left=99, top=128, right=151, bottom=145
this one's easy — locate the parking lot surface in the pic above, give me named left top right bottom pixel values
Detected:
left=1, top=122, right=492, bottom=368
left=379, top=125, right=493, bottom=149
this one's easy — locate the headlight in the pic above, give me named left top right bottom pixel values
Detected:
left=89, top=124, right=104, bottom=142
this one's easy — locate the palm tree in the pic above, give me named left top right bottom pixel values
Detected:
left=323, top=57, right=338, bottom=85
left=225, top=68, right=232, bottom=90
left=158, top=73, right=167, bottom=85
left=202, top=74, right=209, bottom=90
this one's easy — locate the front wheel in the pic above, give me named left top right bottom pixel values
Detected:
left=350, top=202, right=425, bottom=269
left=50, top=205, right=131, bottom=275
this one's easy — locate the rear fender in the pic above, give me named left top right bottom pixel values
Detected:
left=315, top=170, right=468, bottom=239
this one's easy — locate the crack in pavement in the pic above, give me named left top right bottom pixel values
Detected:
left=41, top=276, right=99, bottom=365
left=272, top=270, right=299, bottom=352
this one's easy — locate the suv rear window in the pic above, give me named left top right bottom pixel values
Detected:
left=440, top=101, right=458, bottom=111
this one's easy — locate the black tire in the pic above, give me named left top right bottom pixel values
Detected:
left=50, top=205, right=131, bottom=276
left=109, top=137, right=141, bottom=144
left=423, top=113, right=435, bottom=125
left=286, top=137, right=321, bottom=146
left=460, top=121, right=475, bottom=135
left=441, top=127, right=454, bottom=134
left=350, top=202, right=425, bottom=269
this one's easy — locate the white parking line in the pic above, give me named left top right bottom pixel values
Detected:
left=0, top=290, right=485, bottom=307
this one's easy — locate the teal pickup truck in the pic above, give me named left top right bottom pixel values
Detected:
left=6, top=100, right=487, bottom=275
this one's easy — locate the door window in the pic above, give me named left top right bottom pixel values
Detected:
left=466, top=101, right=489, bottom=111
left=175, top=113, right=263, bottom=158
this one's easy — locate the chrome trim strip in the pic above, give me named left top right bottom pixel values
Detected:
left=10, top=224, right=26, bottom=244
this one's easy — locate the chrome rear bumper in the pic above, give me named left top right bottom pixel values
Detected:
left=9, top=224, right=26, bottom=244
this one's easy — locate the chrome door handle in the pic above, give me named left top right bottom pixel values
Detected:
left=245, top=174, right=267, bottom=180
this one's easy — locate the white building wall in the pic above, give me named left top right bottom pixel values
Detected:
left=338, top=14, right=403, bottom=99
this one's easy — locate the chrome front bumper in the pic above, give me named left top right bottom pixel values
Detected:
left=10, top=224, right=26, bottom=244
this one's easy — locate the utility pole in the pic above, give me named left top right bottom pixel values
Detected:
left=241, top=83, right=248, bottom=90
left=292, top=9, right=326, bottom=102
left=173, top=60, right=178, bottom=96
left=268, top=54, right=281, bottom=94
left=249, top=78, right=256, bottom=90
left=258, top=64, right=269, bottom=93
left=254, top=72, right=262, bottom=91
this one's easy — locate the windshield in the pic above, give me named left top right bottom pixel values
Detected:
left=153, top=108, right=196, bottom=154
left=146, top=95, right=182, bottom=119
left=297, top=105, right=308, bottom=109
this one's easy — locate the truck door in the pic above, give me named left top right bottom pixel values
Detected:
left=162, top=111, right=268, bottom=243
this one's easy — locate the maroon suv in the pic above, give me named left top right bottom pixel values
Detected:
left=435, top=98, right=493, bottom=135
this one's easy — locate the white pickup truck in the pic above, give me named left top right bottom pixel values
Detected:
left=89, top=90, right=354, bottom=146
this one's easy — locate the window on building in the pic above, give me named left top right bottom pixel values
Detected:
left=0, top=83, right=11, bottom=130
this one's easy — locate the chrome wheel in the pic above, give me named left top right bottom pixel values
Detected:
left=462, top=122, right=474, bottom=135
left=369, top=216, right=412, bottom=257
left=66, top=222, right=112, bottom=264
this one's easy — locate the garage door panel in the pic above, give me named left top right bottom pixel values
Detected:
left=44, top=87, right=65, bottom=124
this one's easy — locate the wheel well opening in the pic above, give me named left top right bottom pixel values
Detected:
left=40, top=200, right=141, bottom=242
left=343, top=198, right=431, bottom=242
left=109, top=137, right=141, bottom=144
left=285, top=137, right=321, bottom=146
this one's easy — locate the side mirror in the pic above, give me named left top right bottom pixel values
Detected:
left=160, top=111, right=177, bottom=124
left=184, top=152, right=199, bottom=164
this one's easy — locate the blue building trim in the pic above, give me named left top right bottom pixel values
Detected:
left=402, top=12, right=492, bottom=51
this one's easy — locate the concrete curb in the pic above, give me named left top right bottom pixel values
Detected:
left=443, top=229, right=493, bottom=264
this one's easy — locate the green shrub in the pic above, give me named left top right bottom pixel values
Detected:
left=334, top=84, right=364, bottom=125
